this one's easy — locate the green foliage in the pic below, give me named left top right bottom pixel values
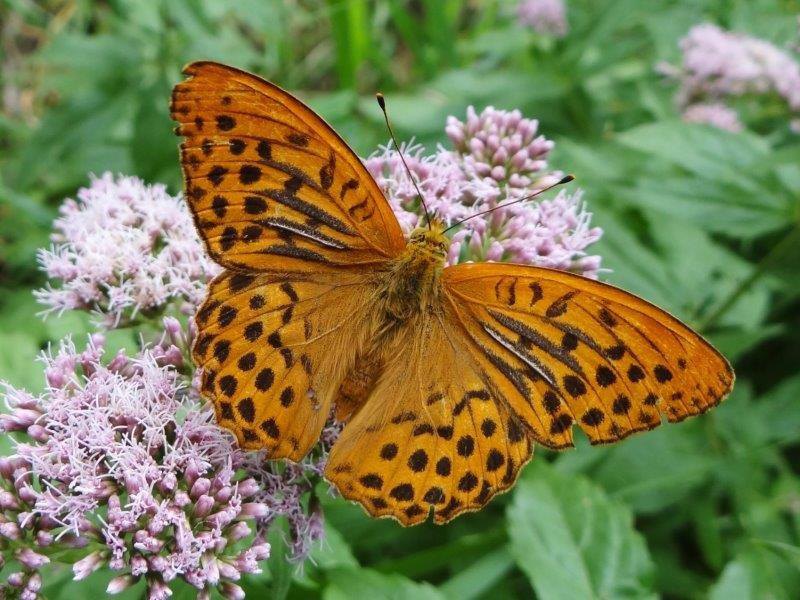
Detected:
left=2, top=0, right=800, bottom=597
left=508, top=462, right=655, bottom=599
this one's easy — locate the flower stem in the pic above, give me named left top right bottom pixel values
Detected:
left=698, top=224, right=800, bottom=332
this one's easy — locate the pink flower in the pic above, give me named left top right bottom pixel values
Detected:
left=0, top=334, right=268, bottom=596
left=446, top=106, right=561, bottom=190
left=661, top=23, right=800, bottom=131
left=366, top=107, right=602, bottom=277
left=449, top=189, right=603, bottom=277
left=682, top=102, right=743, bottom=132
left=517, top=0, right=568, bottom=38
left=364, top=142, right=473, bottom=231
left=35, top=172, right=221, bottom=327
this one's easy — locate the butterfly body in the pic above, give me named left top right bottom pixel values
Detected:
left=334, top=225, right=449, bottom=418
left=172, top=61, right=733, bottom=526
left=381, top=222, right=450, bottom=320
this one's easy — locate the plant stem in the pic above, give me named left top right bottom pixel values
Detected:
left=699, top=224, right=800, bottom=332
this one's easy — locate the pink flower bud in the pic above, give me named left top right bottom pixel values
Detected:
left=0, top=490, right=20, bottom=510
left=227, top=521, right=251, bottom=542
left=26, top=573, right=42, bottom=592
left=217, top=559, right=240, bottom=580
left=1, top=521, right=21, bottom=540
left=220, top=582, right=246, bottom=600
left=35, top=530, right=54, bottom=547
left=236, top=478, right=260, bottom=498
left=194, top=494, right=215, bottom=518
left=131, top=556, right=148, bottom=576
left=107, top=575, right=137, bottom=594
left=73, top=551, right=104, bottom=580
left=215, top=485, right=233, bottom=503
left=239, top=502, right=269, bottom=519
left=190, top=477, right=211, bottom=499
left=16, top=548, right=50, bottom=569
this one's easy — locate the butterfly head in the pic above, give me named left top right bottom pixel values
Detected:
left=408, top=221, right=450, bottom=261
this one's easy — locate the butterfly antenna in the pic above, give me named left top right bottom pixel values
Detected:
left=376, top=93, right=433, bottom=230
left=443, top=174, right=575, bottom=233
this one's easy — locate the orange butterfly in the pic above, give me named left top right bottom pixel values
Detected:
left=171, top=62, right=734, bottom=525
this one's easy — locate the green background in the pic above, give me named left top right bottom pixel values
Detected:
left=2, top=0, right=800, bottom=598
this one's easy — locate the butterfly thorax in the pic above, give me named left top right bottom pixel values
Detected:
left=380, top=223, right=450, bottom=322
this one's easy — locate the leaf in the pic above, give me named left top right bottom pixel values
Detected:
left=323, top=567, right=445, bottom=600
left=439, top=547, right=514, bottom=600
left=266, top=518, right=295, bottom=600
left=758, top=540, right=800, bottom=572
left=41, top=563, right=144, bottom=599
left=615, top=121, right=792, bottom=237
left=131, top=78, right=181, bottom=185
left=308, top=523, right=358, bottom=570
left=571, top=423, right=714, bottom=515
left=753, top=375, right=800, bottom=447
left=508, top=461, right=656, bottom=600
left=709, top=547, right=800, bottom=600
left=0, top=331, right=44, bottom=392
left=617, top=120, right=770, bottom=183
left=614, top=177, right=788, bottom=238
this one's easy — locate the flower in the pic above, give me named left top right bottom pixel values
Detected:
left=243, top=420, right=341, bottom=562
left=35, top=172, right=221, bottom=328
left=516, top=0, right=568, bottom=38
left=449, top=189, right=603, bottom=277
left=660, top=23, right=800, bottom=131
left=682, top=102, right=743, bottom=132
left=364, top=142, right=474, bottom=231
left=0, top=332, right=269, bottom=596
left=366, top=107, right=602, bottom=277
left=446, top=106, right=562, bottom=190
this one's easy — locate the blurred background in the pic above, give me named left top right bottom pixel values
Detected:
left=2, top=0, right=800, bottom=598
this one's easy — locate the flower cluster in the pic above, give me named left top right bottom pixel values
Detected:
left=446, top=106, right=561, bottom=190
left=367, top=106, right=602, bottom=277
left=659, top=23, right=800, bottom=131
left=35, top=172, right=220, bottom=327
left=516, top=0, right=568, bottom=38
left=242, top=420, right=341, bottom=562
left=681, top=102, right=743, bottom=132
left=0, top=333, right=269, bottom=598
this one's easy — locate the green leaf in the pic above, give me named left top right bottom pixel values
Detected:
left=508, top=461, right=655, bottom=599
left=131, top=78, right=181, bottom=184
left=614, top=177, right=788, bottom=238
left=617, top=120, right=770, bottom=184
left=323, top=567, right=445, bottom=600
left=0, top=331, right=44, bottom=392
left=754, top=375, right=800, bottom=447
left=709, top=547, right=800, bottom=600
left=439, top=547, right=514, bottom=600
left=266, top=518, right=295, bottom=600
left=308, top=523, right=359, bottom=570
left=758, top=540, right=800, bottom=572
left=615, top=121, right=792, bottom=237
left=573, top=423, right=714, bottom=515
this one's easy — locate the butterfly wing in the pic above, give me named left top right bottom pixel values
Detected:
left=325, top=311, right=534, bottom=526
left=171, top=61, right=405, bottom=273
left=441, top=263, right=734, bottom=449
left=195, top=269, right=375, bottom=460
left=172, top=63, right=407, bottom=460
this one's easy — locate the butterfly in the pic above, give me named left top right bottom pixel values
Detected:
left=171, top=62, right=734, bottom=526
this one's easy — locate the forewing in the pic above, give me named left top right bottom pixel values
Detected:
left=171, top=61, right=405, bottom=273
left=442, top=263, right=734, bottom=449
left=194, top=270, right=371, bottom=460
left=325, top=315, right=533, bottom=526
